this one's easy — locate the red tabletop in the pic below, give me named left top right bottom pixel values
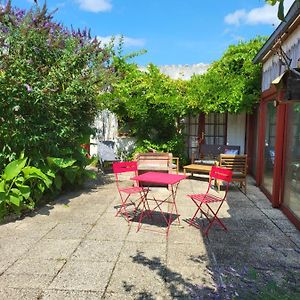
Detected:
left=131, top=172, right=186, bottom=185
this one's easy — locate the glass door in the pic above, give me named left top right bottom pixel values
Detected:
left=184, top=115, right=200, bottom=159
left=283, top=104, right=300, bottom=221
left=262, top=102, right=277, bottom=194
left=199, top=113, right=227, bottom=145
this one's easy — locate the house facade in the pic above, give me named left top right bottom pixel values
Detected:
left=183, top=113, right=246, bottom=159
left=251, top=1, right=300, bottom=230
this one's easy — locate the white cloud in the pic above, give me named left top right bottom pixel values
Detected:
left=76, top=0, right=112, bottom=13
left=97, top=35, right=146, bottom=47
left=224, top=9, right=246, bottom=26
left=224, top=0, right=295, bottom=26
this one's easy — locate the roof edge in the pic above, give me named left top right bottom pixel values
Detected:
left=253, top=1, right=300, bottom=64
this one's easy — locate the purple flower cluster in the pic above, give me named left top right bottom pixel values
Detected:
left=24, top=84, right=32, bottom=92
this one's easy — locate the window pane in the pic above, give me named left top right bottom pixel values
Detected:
left=263, top=102, right=276, bottom=194
left=284, top=104, right=300, bottom=221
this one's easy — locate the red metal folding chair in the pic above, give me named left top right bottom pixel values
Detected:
left=112, top=161, right=148, bottom=222
left=187, top=166, right=232, bottom=236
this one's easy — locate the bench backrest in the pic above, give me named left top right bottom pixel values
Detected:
left=135, top=152, right=172, bottom=172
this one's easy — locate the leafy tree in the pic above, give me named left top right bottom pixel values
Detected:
left=186, top=37, right=267, bottom=114
left=100, top=58, right=188, bottom=144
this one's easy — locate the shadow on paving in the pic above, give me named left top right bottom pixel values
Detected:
left=124, top=250, right=218, bottom=299
left=129, top=211, right=179, bottom=228
left=123, top=246, right=300, bottom=299
left=119, top=179, right=300, bottom=299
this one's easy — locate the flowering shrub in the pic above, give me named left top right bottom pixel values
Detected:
left=0, top=1, right=114, bottom=166
left=0, top=1, right=114, bottom=218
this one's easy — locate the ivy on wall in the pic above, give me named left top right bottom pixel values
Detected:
left=186, top=37, right=266, bottom=114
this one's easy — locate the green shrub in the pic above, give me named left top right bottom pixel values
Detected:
left=0, top=155, right=52, bottom=218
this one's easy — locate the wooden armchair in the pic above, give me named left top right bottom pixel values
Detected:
left=219, top=154, right=247, bottom=193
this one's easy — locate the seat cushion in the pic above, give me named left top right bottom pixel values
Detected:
left=194, top=159, right=216, bottom=165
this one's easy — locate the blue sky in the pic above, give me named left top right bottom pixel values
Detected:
left=11, top=0, right=294, bottom=66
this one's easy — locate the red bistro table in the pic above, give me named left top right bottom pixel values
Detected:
left=131, top=172, right=186, bottom=238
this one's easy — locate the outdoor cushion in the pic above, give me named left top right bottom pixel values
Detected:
left=194, top=159, right=216, bottom=165
left=224, top=149, right=239, bottom=155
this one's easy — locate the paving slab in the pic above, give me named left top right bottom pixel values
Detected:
left=5, top=258, right=65, bottom=276
left=0, top=288, right=42, bottom=300
left=165, top=263, right=216, bottom=299
left=86, top=222, right=130, bottom=241
left=119, top=241, right=166, bottom=263
left=45, top=223, right=93, bottom=240
left=71, top=240, right=123, bottom=262
left=26, top=239, right=81, bottom=260
left=41, top=289, right=103, bottom=300
left=0, top=273, right=53, bottom=289
left=0, top=237, right=38, bottom=266
left=106, top=262, right=168, bottom=298
left=49, top=260, right=114, bottom=292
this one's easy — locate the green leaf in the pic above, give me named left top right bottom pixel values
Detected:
left=45, top=168, right=56, bottom=178
left=2, top=158, right=27, bottom=181
left=47, top=157, right=77, bottom=169
left=0, top=181, right=5, bottom=193
left=36, top=182, right=45, bottom=193
left=84, top=170, right=97, bottom=180
left=22, top=166, right=52, bottom=188
left=54, top=175, right=62, bottom=190
left=278, top=0, right=285, bottom=21
left=63, top=167, right=78, bottom=184
left=9, top=194, right=21, bottom=207
left=15, top=184, right=31, bottom=200
left=0, top=192, right=7, bottom=202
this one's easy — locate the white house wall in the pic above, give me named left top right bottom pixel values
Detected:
left=90, top=109, right=118, bottom=157
left=262, top=25, right=300, bottom=91
left=227, top=113, right=246, bottom=154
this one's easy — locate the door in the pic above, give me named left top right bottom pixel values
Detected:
left=283, top=104, right=300, bottom=221
left=199, top=113, right=227, bottom=145
left=262, top=102, right=277, bottom=195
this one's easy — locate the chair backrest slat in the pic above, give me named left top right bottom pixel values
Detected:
left=113, top=161, right=138, bottom=174
left=210, top=166, right=232, bottom=182
left=219, top=154, right=247, bottom=175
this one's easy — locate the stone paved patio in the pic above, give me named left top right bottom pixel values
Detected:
left=0, top=172, right=299, bottom=299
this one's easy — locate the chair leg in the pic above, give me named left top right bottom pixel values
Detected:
left=205, top=203, right=227, bottom=234
left=188, top=199, right=227, bottom=236
left=189, top=203, right=202, bottom=226
left=115, top=194, right=132, bottom=223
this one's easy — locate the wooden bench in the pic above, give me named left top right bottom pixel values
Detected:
left=134, top=152, right=173, bottom=186
left=135, top=152, right=173, bottom=173
left=219, top=154, right=247, bottom=193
